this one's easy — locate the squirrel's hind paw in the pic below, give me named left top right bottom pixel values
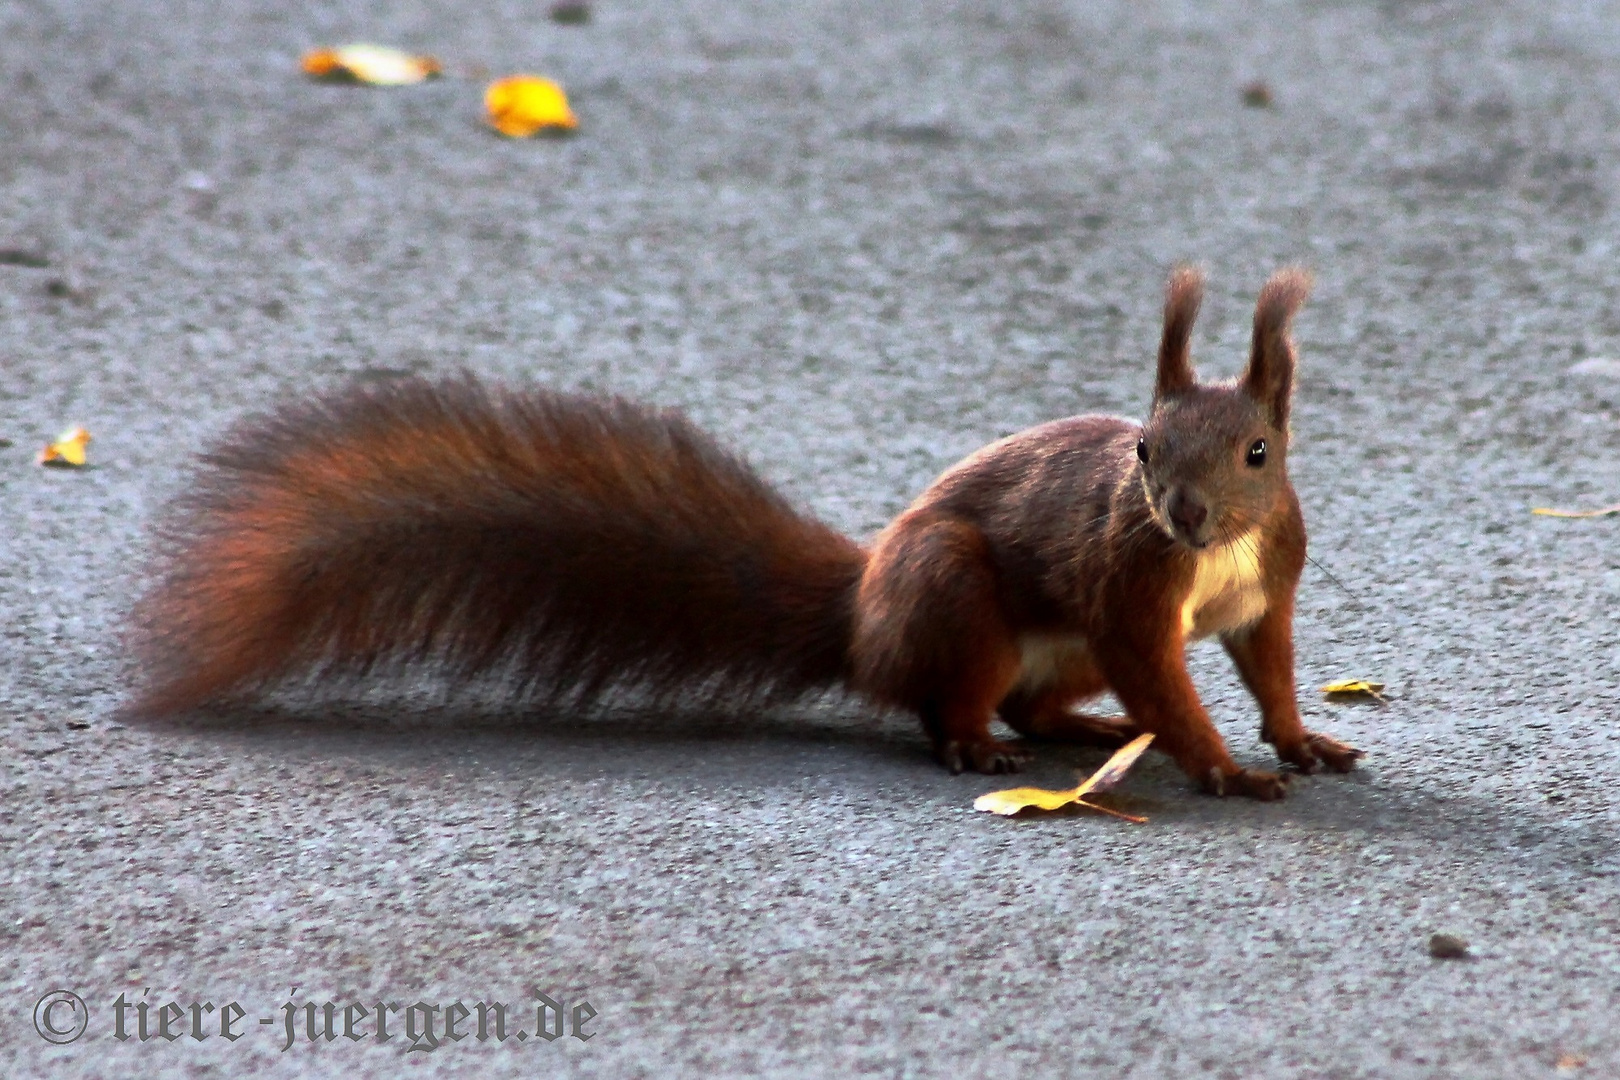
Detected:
left=1205, top=766, right=1290, bottom=801
left=937, top=738, right=1032, bottom=775
left=1276, top=731, right=1364, bottom=775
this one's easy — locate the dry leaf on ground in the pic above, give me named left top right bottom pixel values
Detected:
left=302, top=44, right=442, bottom=86
left=1321, top=679, right=1386, bottom=703
left=1532, top=503, right=1620, bottom=518
left=485, top=75, right=578, bottom=137
left=39, top=426, right=90, bottom=467
left=973, top=733, right=1154, bottom=821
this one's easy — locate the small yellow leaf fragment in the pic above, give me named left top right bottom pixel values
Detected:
left=1321, top=679, right=1386, bottom=703
left=973, top=785, right=1086, bottom=815
left=1532, top=503, right=1620, bottom=519
left=301, top=44, right=441, bottom=86
left=39, top=426, right=90, bottom=467
left=973, top=734, right=1154, bottom=820
left=485, top=75, right=578, bottom=137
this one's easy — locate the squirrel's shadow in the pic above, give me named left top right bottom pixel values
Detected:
left=126, top=696, right=1619, bottom=885
left=130, top=693, right=935, bottom=781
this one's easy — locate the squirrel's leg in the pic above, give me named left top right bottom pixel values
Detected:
left=1092, top=637, right=1289, bottom=800
left=1222, top=602, right=1363, bottom=774
left=915, top=646, right=1028, bottom=775
left=853, top=515, right=1032, bottom=775
left=998, top=664, right=1141, bottom=747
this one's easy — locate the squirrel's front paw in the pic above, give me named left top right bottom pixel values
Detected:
left=936, top=738, right=1031, bottom=775
left=1204, top=766, right=1290, bottom=801
left=1276, top=731, right=1364, bottom=775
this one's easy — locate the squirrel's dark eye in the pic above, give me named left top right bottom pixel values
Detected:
left=1246, top=438, right=1267, bottom=468
left=1136, top=437, right=1148, bottom=464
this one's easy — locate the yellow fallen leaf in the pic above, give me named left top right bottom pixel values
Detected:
left=39, top=426, right=90, bottom=467
left=974, top=785, right=1084, bottom=815
left=973, top=733, right=1154, bottom=821
left=1321, top=679, right=1386, bottom=703
left=485, top=75, right=578, bottom=137
left=301, top=44, right=442, bottom=86
left=1533, top=503, right=1620, bottom=518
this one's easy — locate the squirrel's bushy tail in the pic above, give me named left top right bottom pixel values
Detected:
left=127, top=376, right=867, bottom=716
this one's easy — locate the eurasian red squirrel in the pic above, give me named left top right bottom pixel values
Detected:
left=128, top=266, right=1361, bottom=799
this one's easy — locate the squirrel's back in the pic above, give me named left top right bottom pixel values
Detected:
left=128, top=376, right=866, bottom=715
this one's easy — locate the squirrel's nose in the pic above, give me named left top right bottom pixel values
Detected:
left=1167, top=489, right=1208, bottom=538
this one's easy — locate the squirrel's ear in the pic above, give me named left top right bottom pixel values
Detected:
left=1244, top=267, right=1311, bottom=429
left=1155, top=265, right=1203, bottom=401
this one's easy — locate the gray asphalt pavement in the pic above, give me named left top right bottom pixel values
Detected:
left=5, top=0, right=1620, bottom=1076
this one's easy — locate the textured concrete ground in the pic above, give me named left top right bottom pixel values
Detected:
left=4, top=0, right=1619, bottom=1075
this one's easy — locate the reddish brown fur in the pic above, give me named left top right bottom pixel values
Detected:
left=846, top=265, right=1358, bottom=791
left=1155, top=265, right=1204, bottom=399
left=128, top=377, right=864, bottom=716
left=1246, top=267, right=1311, bottom=430
left=127, top=268, right=1360, bottom=799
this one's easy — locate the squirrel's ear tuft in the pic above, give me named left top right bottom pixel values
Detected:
left=1155, top=264, right=1204, bottom=401
left=1244, top=267, right=1311, bottom=429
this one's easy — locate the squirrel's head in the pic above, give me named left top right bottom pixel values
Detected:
left=1136, top=265, right=1310, bottom=550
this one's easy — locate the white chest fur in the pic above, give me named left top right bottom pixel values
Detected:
left=1012, top=529, right=1269, bottom=694
left=1016, top=633, right=1092, bottom=689
left=1181, top=528, right=1268, bottom=639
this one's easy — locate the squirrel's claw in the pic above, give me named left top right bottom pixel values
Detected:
left=937, top=738, right=1032, bottom=775
left=1275, top=731, right=1364, bottom=775
left=1205, top=766, right=1290, bottom=801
